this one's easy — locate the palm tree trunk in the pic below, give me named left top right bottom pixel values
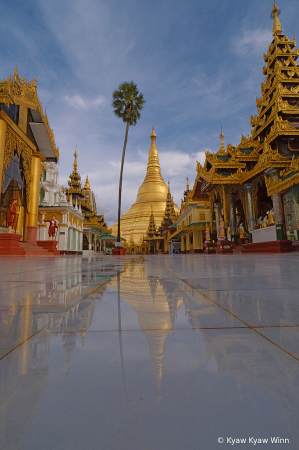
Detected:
left=117, top=121, right=130, bottom=244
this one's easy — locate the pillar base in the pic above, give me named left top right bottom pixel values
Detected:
left=231, top=235, right=238, bottom=245
left=0, top=233, right=24, bottom=256
left=276, top=224, right=286, bottom=240
left=25, top=226, right=38, bottom=244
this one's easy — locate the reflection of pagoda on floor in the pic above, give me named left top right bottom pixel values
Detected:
left=109, top=265, right=183, bottom=402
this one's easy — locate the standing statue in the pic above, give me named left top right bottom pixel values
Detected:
left=7, top=196, right=19, bottom=233
left=219, top=217, right=225, bottom=240
left=227, top=224, right=231, bottom=241
left=44, top=215, right=59, bottom=241
left=205, top=225, right=210, bottom=242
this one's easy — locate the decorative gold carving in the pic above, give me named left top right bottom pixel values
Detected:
left=0, top=67, right=59, bottom=160
left=265, top=171, right=299, bottom=196
left=280, top=155, right=299, bottom=177
left=4, top=126, right=32, bottom=208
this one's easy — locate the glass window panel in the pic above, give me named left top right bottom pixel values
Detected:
left=12, top=153, right=19, bottom=163
left=6, top=160, right=13, bottom=178
left=3, top=176, right=10, bottom=191
left=17, top=168, right=23, bottom=185
left=12, top=161, right=18, bottom=181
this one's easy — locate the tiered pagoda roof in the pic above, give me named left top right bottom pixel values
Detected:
left=192, top=2, right=299, bottom=198
left=147, top=207, right=158, bottom=237
left=66, top=151, right=93, bottom=212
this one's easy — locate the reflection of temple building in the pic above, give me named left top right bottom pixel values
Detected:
left=111, top=127, right=179, bottom=245
left=109, top=264, right=183, bottom=401
left=0, top=258, right=104, bottom=449
left=182, top=282, right=299, bottom=441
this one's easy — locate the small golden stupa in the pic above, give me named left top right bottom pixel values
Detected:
left=111, top=127, right=180, bottom=243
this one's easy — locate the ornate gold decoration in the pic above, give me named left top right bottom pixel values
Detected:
left=265, top=171, right=299, bottom=196
left=0, top=67, right=59, bottom=160
left=280, top=155, right=299, bottom=177
left=4, top=126, right=32, bottom=207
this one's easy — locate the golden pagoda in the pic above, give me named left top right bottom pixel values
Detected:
left=111, top=127, right=180, bottom=243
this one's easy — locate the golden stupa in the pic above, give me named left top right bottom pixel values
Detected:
left=111, top=127, right=180, bottom=243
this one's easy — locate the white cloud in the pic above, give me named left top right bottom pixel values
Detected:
left=232, top=28, right=272, bottom=58
left=124, top=40, right=136, bottom=56
left=63, top=94, right=106, bottom=110
left=195, top=151, right=206, bottom=166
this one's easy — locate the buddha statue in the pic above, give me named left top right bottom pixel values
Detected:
left=239, top=222, right=248, bottom=238
left=268, top=208, right=275, bottom=225
left=263, top=214, right=269, bottom=228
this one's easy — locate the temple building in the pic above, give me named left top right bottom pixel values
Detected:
left=111, top=127, right=180, bottom=244
left=0, top=68, right=59, bottom=254
left=38, top=160, right=84, bottom=254
left=190, top=3, right=299, bottom=252
left=168, top=176, right=214, bottom=253
left=65, top=151, right=108, bottom=254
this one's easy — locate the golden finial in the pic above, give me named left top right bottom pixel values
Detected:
left=73, top=149, right=78, bottom=170
left=168, top=180, right=170, bottom=192
left=186, top=176, right=189, bottom=191
left=151, top=123, right=157, bottom=138
left=84, top=175, right=91, bottom=190
left=220, top=125, right=225, bottom=150
left=271, top=2, right=282, bottom=35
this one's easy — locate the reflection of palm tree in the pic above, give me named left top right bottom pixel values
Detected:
left=117, top=271, right=129, bottom=411
left=112, top=82, right=145, bottom=244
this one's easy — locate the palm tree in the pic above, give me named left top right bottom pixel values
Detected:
left=112, top=81, right=145, bottom=245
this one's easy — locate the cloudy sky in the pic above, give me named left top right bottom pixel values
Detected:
left=1, top=0, right=298, bottom=224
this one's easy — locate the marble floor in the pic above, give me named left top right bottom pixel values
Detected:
left=0, top=253, right=299, bottom=449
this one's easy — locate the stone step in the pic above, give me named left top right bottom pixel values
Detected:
left=20, top=242, right=54, bottom=256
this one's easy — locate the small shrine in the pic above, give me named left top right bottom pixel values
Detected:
left=144, top=207, right=163, bottom=253
left=38, top=161, right=84, bottom=254
left=169, top=177, right=213, bottom=253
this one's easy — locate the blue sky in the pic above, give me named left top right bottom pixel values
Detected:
left=1, top=0, right=298, bottom=224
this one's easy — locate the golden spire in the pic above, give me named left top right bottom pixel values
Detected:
left=136, top=127, right=166, bottom=195
left=186, top=176, right=189, bottom=191
left=220, top=128, right=225, bottom=150
left=168, top=180, right=170, bottom=192
left=73, top=150, right=78, bottom=170
left=271, top=2, right=282, bottom=35
left=84, top=175, right=91, bottom=190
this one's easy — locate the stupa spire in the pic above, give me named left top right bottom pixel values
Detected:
left=271, top=2, right=282, bottom=35
left=220, top=127, right=225, bottom=150
left=143, top=126, right=164, bottom=183
left=73, top=150, right=78, bottom=171
left=84, top=175, right=91, bottom=190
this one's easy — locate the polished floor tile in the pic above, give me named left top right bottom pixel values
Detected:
left=0, top=253, right=299, bottom=450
